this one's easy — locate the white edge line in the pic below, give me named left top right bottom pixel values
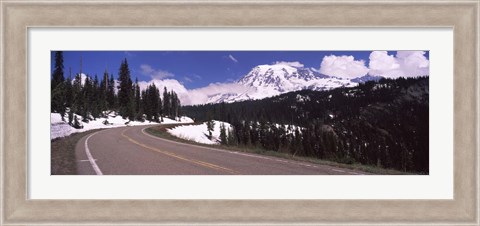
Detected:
left=85, top=132, right=103, bottom=175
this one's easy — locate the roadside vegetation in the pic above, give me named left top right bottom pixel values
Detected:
left=145, top=125, right=411, bottom=175
left=182, top=77, right=429, bottom=174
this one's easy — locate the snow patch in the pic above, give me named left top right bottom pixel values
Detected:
left=167, top=120, right=232, bottom=145
left=50, top=112, right=193, bottom=140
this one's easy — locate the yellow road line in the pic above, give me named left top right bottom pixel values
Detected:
left=121, top=129, right=239, bottom=175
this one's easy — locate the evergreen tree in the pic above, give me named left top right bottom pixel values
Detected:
left=51, top=51, right=65, bottom=116
left=51, top=82, right=66, bottom=120
left=143, top=83, right=161, bottom=122
left=163, top=87, right=170, bottom=118
left=134, top=78, right=143, bottom=121
left=227, top=127, right=237, bottom=146
left=117, top=59, right=132, bottom=118
left=171, top=91, right=179, bottom=119
left=91, top=74, right=100, bottom=118
left=72, top=73, right=83, bottom=116
left=107, top=74, right=116, bottom=110
left=51, top=51, right=64, bottom=91
left=82, top=75, right=92, bottom=121
left=219, top=123, right=227, bottom=145
left=206, top=116, right=215, bottom=140
left=99, top=70, right=109, bottom=115
left=64, top=68, right=73, bottom=113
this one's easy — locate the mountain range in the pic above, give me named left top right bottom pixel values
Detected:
left=205, top=63, right=380, bottom=104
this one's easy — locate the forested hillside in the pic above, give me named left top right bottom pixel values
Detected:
left=51, top=51, right=181, bottom=127
left=182, top=77, right=429, bottom=173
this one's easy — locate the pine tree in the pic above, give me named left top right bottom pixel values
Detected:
left=127, top=82, right=136, bottom=121
left=99, top=70, right=109, bottom=115
left=143, top=83, right=161, bottom=122
left=107, top=74, right=116, bottom=110
left=134, top=78, right=143, bottom=121
left=51, top=51, right=64, bottom=91
left=227, top=127, right=237, bottom=146
left=64, top=68, right=73, bottom=113
left=206, top=117, right=215, bottom=140
left=163, top=87, right=170, bottom=118
left=91, top=74, right=100, bottom=118
left=51, top=82, right=66, bottom=120
left=82, top=75, right=92, bottom=121
left=51, top=51, right=65, bottom=116
left=117, top=59, right=132, bottom=118
left=72, top=73, right=83, bottom=116
left=171, top=91, right=178, bottom=119
left=219, top=123, right=227, bottom=145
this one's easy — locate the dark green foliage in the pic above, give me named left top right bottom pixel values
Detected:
left=227, top=127, right=237, bottom=146
left=206, top=120, right=215, bottom=140
left=182, top=77, right=429, bottom=173
left=117, top=58, right=133, bottom=118
left=107, top=74, right=116, bottom=109
left=72, top=115, right=83, bottom=129
left=64, top=71, right=73, bottom=112
left=134, top=78, right=143, bottom=121
left=52, top=57, right=181, bottom=129
left=98, top=70, right=109, bottom=115
left=72, top=73, right=83, bottom=116
left=163, top=87, right=170, bottom=117
left=51, top=82, right=66, bottom=120
left=143, top=83, right=162, bottom=122
left=51, top=51, right=66, bottom=115
left=51, top=51, right=65, bottom=91
left=68, top=111, right=73, bottom=125
left=219, top=123, right=227, bottom=145
left=161, top=87, right=181, bottom=119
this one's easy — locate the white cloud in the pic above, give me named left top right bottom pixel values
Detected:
left=228, top=54, right=238, bottom=63
left=183, top=76, right=193, bottom=83
left=319, top=55, right=369, bottom=79
left=138, top=79, right=188, bottom=96
left=140, top=64, right=174, bottom=80
left=274, top=61, right=304, bottom=68
left=368, top=51, right=429, bottom=78
left=138, top=78, right=250, bottom=106
left=186, top=82, right=250, bottom=105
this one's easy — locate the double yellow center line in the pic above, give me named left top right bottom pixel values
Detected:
left=121, top=129, right=239, bottom=175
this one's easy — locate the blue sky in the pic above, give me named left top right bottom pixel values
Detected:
left=52, top=51, right=429, bottom=89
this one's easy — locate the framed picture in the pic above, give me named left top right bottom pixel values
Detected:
left=1, top=0, right=478, bottom=225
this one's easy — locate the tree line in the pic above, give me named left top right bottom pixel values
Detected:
left=51, top=51, right=181, bottom=127
left=183, top=77, right=429, bottom=173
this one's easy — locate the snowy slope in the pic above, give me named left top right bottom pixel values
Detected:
left=167, top=120, right=232, bottom=145
left=206, top=63, right=357, bottom=104
left=51, top=112, right=193, bottom=140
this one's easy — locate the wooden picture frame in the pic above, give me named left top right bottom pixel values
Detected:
left=1, top=0, right=478, bottom=224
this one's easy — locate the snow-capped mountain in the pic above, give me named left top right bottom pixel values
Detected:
left=205, top=63, right=358, bottom=104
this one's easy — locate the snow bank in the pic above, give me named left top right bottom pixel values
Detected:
left=167, top=120, right=232, bottom=145
left=50, top=112, right=193, bottom=140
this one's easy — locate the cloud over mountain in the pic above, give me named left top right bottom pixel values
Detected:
left=136, top=51, right=429, bottom=106
left=274, top=61, right=304, bottom=68
left=319, top=55, right=369, bottom=79
left=368, top=51, right=429, bottom=78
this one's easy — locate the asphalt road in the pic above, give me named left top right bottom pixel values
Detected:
left=75, top=125, right=368, bottom=175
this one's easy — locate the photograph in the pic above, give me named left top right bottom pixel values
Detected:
left=3, top=0, right=477, bottom=224
left=51, top=50, right=429, bottom=175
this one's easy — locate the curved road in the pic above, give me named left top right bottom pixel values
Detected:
left=75, top=125, right=368, bottom=175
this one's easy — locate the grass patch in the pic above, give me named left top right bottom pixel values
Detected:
left=146, top=125, right=412, bottom=175
left=51, top=129, right=103, bottom=175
